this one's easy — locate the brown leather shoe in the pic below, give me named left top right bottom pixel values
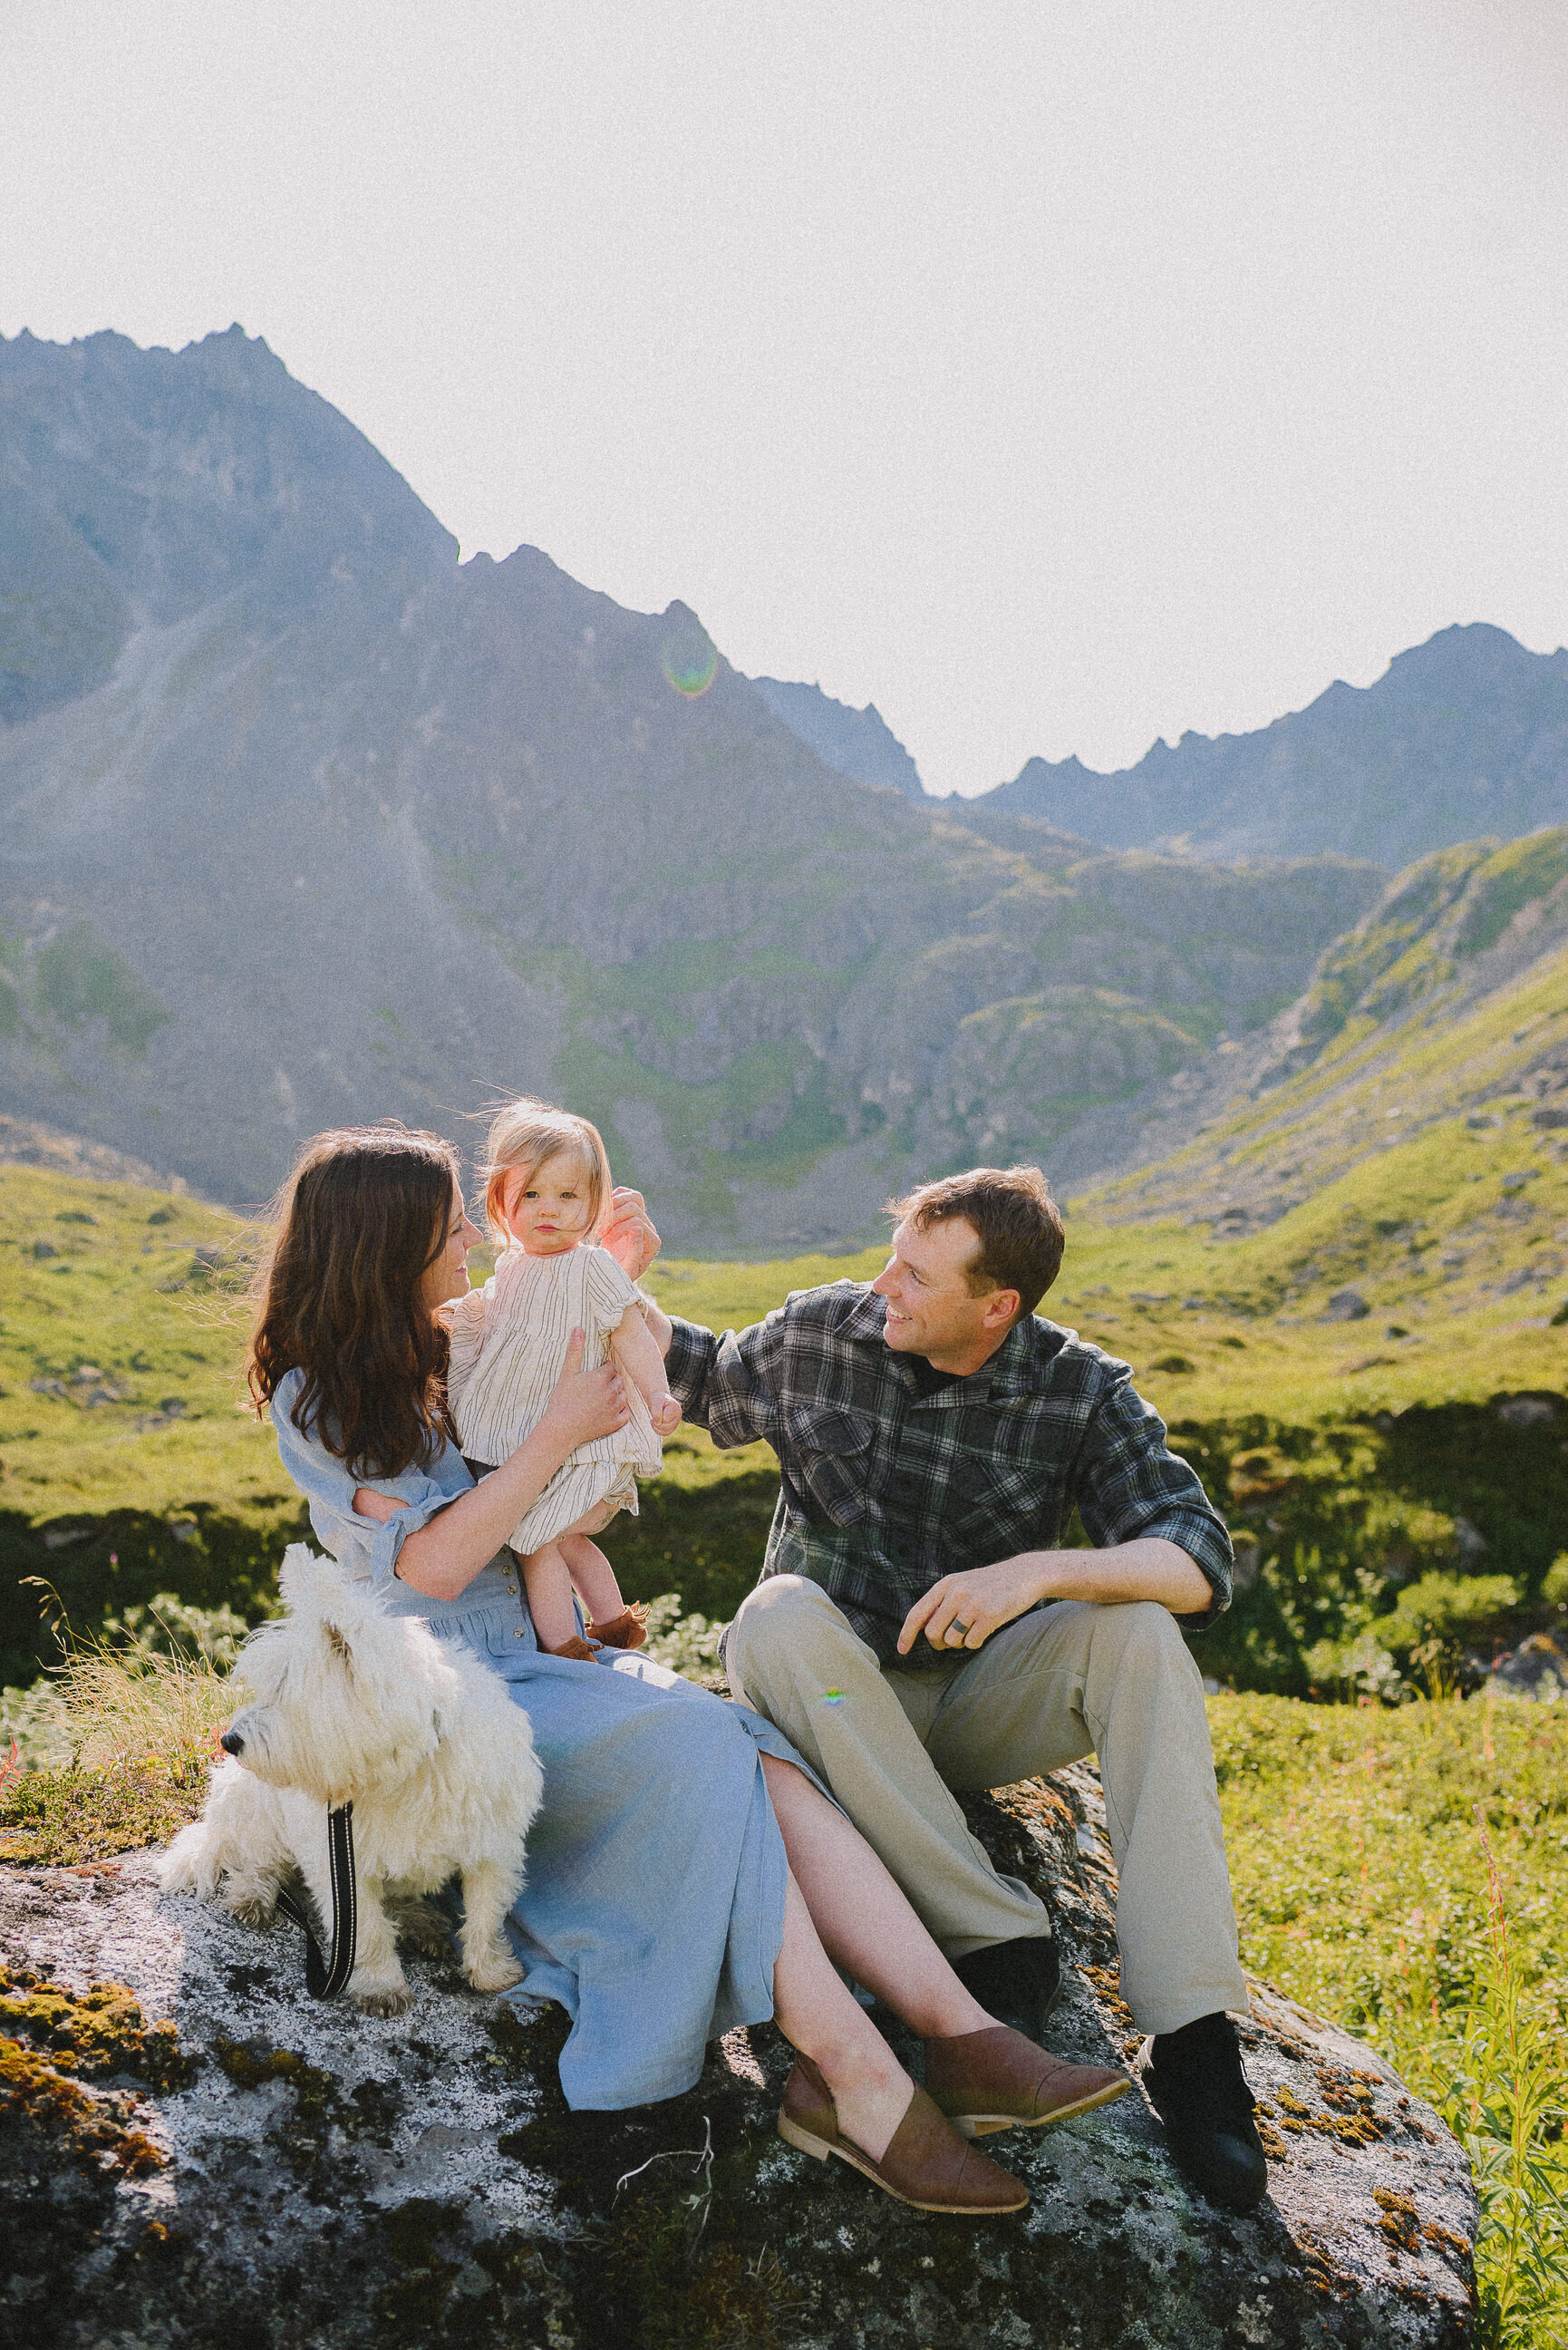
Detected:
left=777, top=2054, right=1028, bottom=2214
left=544, top=1635, right=605, bottom=1662
left=586, top=1604, right=649, bottom=1651
left=925, top=2025, right=1132, bottom=2139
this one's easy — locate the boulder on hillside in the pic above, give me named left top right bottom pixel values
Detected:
left=0, top=1762, right=1476, bottom=2348
left=1486, top=1630, right=1568, bottom=1700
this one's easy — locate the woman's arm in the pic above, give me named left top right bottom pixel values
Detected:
left=360, top=1331, right=628, bottom=1603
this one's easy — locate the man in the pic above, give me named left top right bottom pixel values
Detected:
left=661, top=1164, right=1266, bottom=2209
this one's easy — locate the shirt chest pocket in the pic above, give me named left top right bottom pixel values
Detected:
left=943, top=1453, right=1056, bottom=1550
left=784, top=1404, right=877, bottom=1527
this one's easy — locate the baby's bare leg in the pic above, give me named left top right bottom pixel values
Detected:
left=518, top=1542, right=583, bottom=1652
left=557, top=1530, right=624, bottom=1626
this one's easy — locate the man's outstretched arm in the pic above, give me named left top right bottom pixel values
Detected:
left=897, top=1538, right=1211, bottom=1656
left=653, top=1302, right=789, bottom=1450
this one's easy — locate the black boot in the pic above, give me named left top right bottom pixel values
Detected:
left=951, top=1935, right=1062, bottom=2043
left=1135, top=2011, right=1268, bottom=2211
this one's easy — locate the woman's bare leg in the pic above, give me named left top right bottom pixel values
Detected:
left=771, top=1868, right=915, bottom=2162
left=760, top=1755, right=992, bottom=2040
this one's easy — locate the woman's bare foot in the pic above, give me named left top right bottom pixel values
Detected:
left=814, top=2041, right=915, bottom=2163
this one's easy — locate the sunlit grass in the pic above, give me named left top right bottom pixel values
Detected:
left=1216, top=1692, right=1568, bottom=2346
left=53, top=1638, right=235, bottom=1772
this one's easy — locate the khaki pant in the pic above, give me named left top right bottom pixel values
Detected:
left=726, top=1574, right=1249, bottom=2036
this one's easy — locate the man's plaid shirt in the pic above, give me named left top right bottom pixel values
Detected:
left=665, top=1281, right=1233, bottom=1663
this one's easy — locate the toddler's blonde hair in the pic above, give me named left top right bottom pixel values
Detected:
left=481, top=1098, right=614, bottom=1243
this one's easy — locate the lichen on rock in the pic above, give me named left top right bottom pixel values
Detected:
left=0, top=1763, right=1477, bottom=2347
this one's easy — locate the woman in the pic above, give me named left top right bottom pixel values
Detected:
left=249, top=1124, right=1128, bottom=2216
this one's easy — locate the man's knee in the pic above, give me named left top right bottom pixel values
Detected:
left=1089, top=1597, right=1202, bottom=1686
left=728, top=1575, right=863, bottom=1701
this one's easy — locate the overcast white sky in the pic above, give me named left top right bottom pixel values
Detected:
left=3, top=1, right=1565, bottom=795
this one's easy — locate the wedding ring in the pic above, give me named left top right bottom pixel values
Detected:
left=950, top=1619, right=972, bottom=1640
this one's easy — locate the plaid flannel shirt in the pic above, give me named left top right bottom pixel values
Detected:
left=665, top=1281, right=1233, bottom=1663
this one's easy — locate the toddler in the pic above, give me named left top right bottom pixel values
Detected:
left=447, top=1099, right=680, bottom=1659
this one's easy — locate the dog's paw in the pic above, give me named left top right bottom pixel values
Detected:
left=463, top=1948, right=527, bottom=1994
left=351, top=1983, right=413, bottom=2017
left=389, top=1899, right=453, bottom=1957
left=227, top=1893, right=277, bottom=1928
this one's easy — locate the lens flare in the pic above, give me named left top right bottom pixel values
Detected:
left=660, top=616, right=719, bottom=699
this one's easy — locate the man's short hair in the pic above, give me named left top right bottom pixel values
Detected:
left=889, top=1165, right=1065, bottom=1321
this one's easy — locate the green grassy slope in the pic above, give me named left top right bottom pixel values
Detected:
left=1098, top=830, right=1568, bottom=1241
left=1215, top=1693, right=1568, bottom=2346
left=6, top=986, right=1568, bottom=1702
left=0, top=1167, right=306, bottom=1683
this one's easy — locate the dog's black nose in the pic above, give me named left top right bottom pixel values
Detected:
left=220, top=1730, right=244, bottom=1756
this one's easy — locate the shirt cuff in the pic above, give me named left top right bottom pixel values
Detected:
left=663, top=1317, right=712, bottom=1410
left=358, top=1487, right=457, bottom=1595
left=1131, top=1510, right=1234, bottom=1627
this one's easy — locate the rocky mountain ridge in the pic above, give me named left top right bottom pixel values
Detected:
left=748, top=675, right=926, bottom=798
left=972, top=624, right=1568, bottom=869
left=0, top=325, right=1378, bottom=1244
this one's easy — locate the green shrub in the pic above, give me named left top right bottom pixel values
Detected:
left=1302, top=1628, right=1407, bottom=1704
left=1379, top=1571, right=1523, bottom=1654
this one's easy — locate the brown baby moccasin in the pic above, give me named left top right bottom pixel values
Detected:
left=924, top=2025, right=1131, bottom=2138
left=777, top=2054, right=1028, bottom=2214
left=586, top=1604, right=649, bottom=1651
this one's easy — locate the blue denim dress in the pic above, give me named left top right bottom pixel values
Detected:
left=270, top=1371, right=802, bottom=2110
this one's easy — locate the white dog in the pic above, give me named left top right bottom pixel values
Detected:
left=160, top=1546, right=544, bottom=2015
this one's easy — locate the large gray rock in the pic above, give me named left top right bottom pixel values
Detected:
left=0, top=1762, right=1476, bottom=2347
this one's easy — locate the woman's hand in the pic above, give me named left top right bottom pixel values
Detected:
left=537, top=1327, right=631, bottom=1453
left=600, top=1187, right=660, bottom=1281
left=353, top=1489, right=405, bottom=1524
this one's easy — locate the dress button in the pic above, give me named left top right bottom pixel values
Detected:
left=514, top=1628, right=524, bottom=1639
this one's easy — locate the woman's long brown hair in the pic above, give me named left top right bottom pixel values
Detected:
left=247, top=1125, right=461, bottom=1478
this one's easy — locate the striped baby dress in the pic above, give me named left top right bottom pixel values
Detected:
left=447, top=1244, right=663, bottom=1554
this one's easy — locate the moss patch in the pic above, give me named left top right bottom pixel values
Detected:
left=0, top=1744, right=211, bottom=1863
left=0, top=1960, right=196, bottom=2089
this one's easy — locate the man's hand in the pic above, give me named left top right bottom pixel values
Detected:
left=897, top=1558, right=1049, bottom=1655
left=897, top=1537, right=1214, bottom=1655
left=600, top=1187, right=661, bottom=1281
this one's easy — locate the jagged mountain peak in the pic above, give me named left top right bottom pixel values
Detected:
left=748, top=675, right=925, bottom=799
left=0, top=327, right=1384, bottom=1241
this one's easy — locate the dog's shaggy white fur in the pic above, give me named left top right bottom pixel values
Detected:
left=160, top=1546, right=543, bottom=2015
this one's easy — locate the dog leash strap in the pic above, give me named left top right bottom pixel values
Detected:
left=276, top=1801, right=357, bottom=1999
